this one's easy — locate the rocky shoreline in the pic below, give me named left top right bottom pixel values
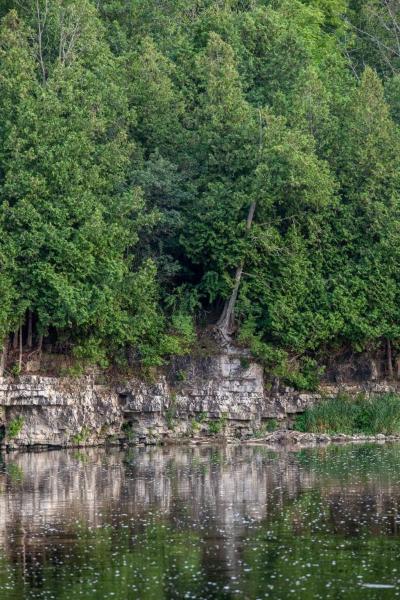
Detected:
left=1, top=350, right=400, bottom=451
left=3, top=430, right=399, bottom=453
left=245, top=429, right=400, bottom=447
left=183, top=430, right=400, bottom=449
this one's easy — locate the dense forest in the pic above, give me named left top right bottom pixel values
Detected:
left=0, top=0, right=399, bottom=384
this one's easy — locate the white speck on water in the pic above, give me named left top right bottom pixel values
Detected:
left=361, top=583, right=395, bottom=589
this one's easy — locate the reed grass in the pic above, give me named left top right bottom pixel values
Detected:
left=294, top=393, right=400, bottom=435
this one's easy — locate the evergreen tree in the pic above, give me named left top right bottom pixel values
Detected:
left=0, top=0, right=399, bottom=382
left=0, top=4, right=170, bottom=367
left=332, top=67, right=400, bottom=348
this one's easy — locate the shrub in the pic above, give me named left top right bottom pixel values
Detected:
left=208, top=413, right=228, bottom=435
left=10, top=364, right=21, bottom=377
left=238, top=322, right=323, bottom=391
left=122, top=421, right=136, bottom=441
left=265, top=418, right=278, bottom=432
left=73, top=338, right=109, bottom=370
left=71, top=427, right=91, bottom=445
left=176, top=369, right=187, bottom=382
left=7, top=416, right=24, bottom=439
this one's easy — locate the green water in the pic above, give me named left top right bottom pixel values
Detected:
left=1, top=444, right=400, bottom=599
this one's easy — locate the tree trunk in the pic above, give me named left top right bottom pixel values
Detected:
left=216, top=263, right=243, bottom=337
left=37, top=333, right=43, bottom=367
left=18, top=325, right=23, bottom=373
left=216, top=110, right=263, bottom=339
left=12, top=329, right=18, bottom=351
left=216, top=200, right=256, bottom=337
left=27, top=310, right=33, bottom=349
left=0, top=337, right=8, bottom=377
left=387, top=338, right=393, bottom=379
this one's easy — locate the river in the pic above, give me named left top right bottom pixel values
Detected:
left=0, top=444, right=400, bottom=598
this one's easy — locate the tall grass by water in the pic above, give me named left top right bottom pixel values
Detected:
left=294, top=394, right=400, bottom=435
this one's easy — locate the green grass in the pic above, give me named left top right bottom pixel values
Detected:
left=294, top=393, right=400, bottom=435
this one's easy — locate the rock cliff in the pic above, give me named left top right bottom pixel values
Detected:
left=0, top=349, right=398, bottom=448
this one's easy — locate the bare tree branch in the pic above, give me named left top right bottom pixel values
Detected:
left=36, top=0, right=48, bottom=84
left=344, top=15, right=399, bottom=74
left=59, top=9, right=82, bottom=66
left=382, top=0, right=400, bottom=56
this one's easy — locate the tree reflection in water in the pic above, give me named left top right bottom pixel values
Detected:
left=0, top=444, right=400, bottom=598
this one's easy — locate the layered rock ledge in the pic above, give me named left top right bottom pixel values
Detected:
left=0, top=351, right=399, bottom=449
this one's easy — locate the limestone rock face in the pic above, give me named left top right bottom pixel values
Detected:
left=0, top=376, right=123, bottom=448
left=0, top=352, right=398, bottom=448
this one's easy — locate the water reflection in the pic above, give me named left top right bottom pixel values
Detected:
left=0, top=444, right=400, bottom=598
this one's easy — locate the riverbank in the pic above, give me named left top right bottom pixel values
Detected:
left=2, top=349, right=400, bottom=450
left=2, top=430, right=398, bottom=452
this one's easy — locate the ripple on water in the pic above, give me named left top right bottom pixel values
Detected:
left=0, top=444, right=400, bottom=598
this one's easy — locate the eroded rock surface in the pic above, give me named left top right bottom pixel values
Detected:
left=0, top=351, right=399, bottom=448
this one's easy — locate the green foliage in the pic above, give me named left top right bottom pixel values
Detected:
left=165, top=392, right=178, bottom=430
left=6, top=416, right=24, bottom=439
left=0, top=3, right=179, bottom=370
left=61, top=363, right=85, bottom=378
left=208, top=413, right=228, bottom=435
left=265, top=419, right=278, bottom=432
left=71, top=426, right=91, bottom=445
left=294, top=394, right=400, bottom=435
left=176, top=369, right=187, bottom=382
left=189, top=411, right=208, bottom=435
left=254, top=419, right=278, bottom=437
left=0, top=0, right=399, bottom=381
left=189, top=419, right=200, bottom=434
left=276, top=358, right=324, bottom=392
left=240, top=357, right=251, bottom=370
left=72, top=338, right=109, bottom=371
left=239, top=321, right=323, bottom=390
left=10, top=364, right=21, bottom=377
left=121, top=421, right=136, bottom=442
left=159, top=314, right=196, bottom=359
left=196, top=412, right=207, bottom=423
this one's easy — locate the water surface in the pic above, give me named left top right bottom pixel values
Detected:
left=1, top=444, right=400, bottom=599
